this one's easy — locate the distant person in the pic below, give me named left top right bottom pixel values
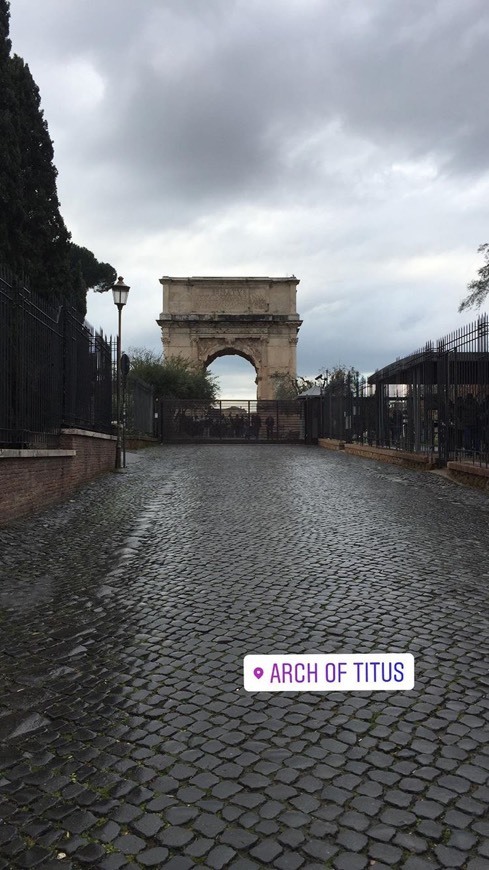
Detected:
left=265, top=415, right=275, bottom=440
left=251, top=413, right=261, bottom=439
left=235, top=414, right=245, bottom=438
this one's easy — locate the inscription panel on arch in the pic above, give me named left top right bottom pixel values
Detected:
left=193, top=288, right=269, bottom=314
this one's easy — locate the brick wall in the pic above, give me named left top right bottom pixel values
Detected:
left=0, top=430, right=116, bottom=526
left=447, top=461, right=489, bottom=491
left=344, top=444, right=436, bottom=469
left=318, top=438, right=345, bottom=450
left=125, top=436, right=158, bottom=450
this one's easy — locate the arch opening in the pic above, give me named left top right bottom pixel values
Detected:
left=206, top=349, right=258, bottom=400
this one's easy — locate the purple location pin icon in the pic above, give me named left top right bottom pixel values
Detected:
left=254, top=667, right=264, bottom=680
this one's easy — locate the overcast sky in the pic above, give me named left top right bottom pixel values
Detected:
left=9, top=0, right=489, bottom=397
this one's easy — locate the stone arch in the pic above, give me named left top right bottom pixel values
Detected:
left=203, top=345, right=260, bottom=392
left=205, top=346, right=257, bottom=371
left=157, top=277, right=302, bottom=400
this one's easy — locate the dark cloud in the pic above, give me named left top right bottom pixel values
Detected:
left=8, top=0, right=489, bottom=393
left=78, top=2, right=489, bottom=189
left=12, top=0, right=489, bottom=229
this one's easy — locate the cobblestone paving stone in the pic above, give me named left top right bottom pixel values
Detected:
left=0, top=444, right=488, bottom=869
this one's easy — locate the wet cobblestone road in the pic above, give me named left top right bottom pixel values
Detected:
left=0, top=444, right=488, bottom=870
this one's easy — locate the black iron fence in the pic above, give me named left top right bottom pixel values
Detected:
left=157, top=399, right=301, bottom=442
left=368, top=315, right=489, bottom=465
left=124, top=374, right=154, bottom=437
left=315, top=316, right=489, bottom=465
left=110, top=346, right=155, bottom=439
left=309, top=377, right=376, bottom=445
left=1, top=267, right=112, bottom=448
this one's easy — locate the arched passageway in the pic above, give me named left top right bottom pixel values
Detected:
left=206, top=349, right=258, bottom=400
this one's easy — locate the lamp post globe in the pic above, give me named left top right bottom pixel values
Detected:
left=112, top=276, right=130, bottom=309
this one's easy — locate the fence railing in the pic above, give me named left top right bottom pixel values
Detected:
left=315, top=316, right=489, bottom=465
left=124, top=374, right=154, bottom=437
left=157, top=399, right=301, bottom=442
left=313, top=378, right=376, bottom=445
left=1, top=268, right=112, bottom=448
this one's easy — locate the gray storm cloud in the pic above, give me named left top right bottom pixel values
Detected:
left=8, top=0, right=489, bottom=388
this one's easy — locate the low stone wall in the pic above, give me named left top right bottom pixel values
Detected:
left=447, top=461, right=489, bottom=491
left=125, top=435, right=158, bottom=450
left=0, top=429, right=116, bottom=526
left=318, top=438, right=345, bottom=450
left=342, top=443, right=437, bottom=470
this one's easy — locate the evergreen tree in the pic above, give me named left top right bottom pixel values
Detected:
left=68, top=243, right=117, bottom=297
left=459, top=244, right=489, bottom=312
left=9, top=53, right=72, bottom=300
left=0, top=0, right=23, bottom=269
left=0, top=0, right=116, bottom=316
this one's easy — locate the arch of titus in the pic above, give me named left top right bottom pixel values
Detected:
left=157, top=277, right=302, bottom=400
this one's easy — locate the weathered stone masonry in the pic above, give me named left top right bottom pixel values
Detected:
left=157, top=276, right=302, bottom=400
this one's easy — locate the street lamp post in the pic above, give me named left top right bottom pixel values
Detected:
left=112, top=276, right=130, bottom=470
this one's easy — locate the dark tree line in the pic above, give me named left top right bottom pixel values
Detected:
left=0, top=0, right=115, bottom=315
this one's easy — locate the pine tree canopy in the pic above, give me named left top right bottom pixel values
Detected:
left=68, top=244, right=117, bottom=295
left=0, top=0, right=115, bottom=316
